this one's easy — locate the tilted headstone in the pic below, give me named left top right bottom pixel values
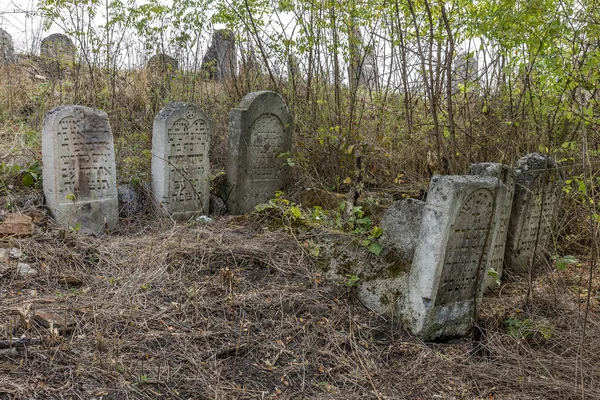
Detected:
left=226, top=91, right=293, bottom=214
left=0, top=28, right=15, bottom=65
left=40, top=34, right=76, bottom=61
left=469, top=163, right=516, bottom=289
left=152, top=102, right=211, bottom=218
left=402, top=175, right=507, bottom=340
left=201, top=29, right=237, bottom=81
left=42, top=105, right=118, bottom=234
left=147, top=53, right=179, bottom=72
left=504, top=153, right=563, bottom=274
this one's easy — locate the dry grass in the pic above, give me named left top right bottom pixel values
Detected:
left=0, top=214, right=598, bottom=400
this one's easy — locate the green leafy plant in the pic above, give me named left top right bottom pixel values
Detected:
left=552, top=255, right=579, bottom=271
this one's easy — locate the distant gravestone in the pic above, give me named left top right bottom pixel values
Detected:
left=152, top=102, right=211, bottom=218
left=226, top=91, right=293, bottom=214
left=40, top=33, right=76, bottom=61
left=469, top=163, right=516, bottom=289
left=147, top=53, right=179, bottom=72
left=201, top=29, right=236, bottom=81
left=42, top=105, right=118, bottom=234
left=504, top=153, right=563, bottom=274
left=453, top=51, right=478, bottom=94
left=402, top=175, right=507, bottom=340
left=0, top=28, right=15, bottom=65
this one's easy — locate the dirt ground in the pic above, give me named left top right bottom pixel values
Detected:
left=0, top=208, right=599, bottom=400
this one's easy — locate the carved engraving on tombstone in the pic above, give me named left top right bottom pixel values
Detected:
left=42, top=105, right=118, bottom=234
left=505, top=153, right=563, bottom=274
left=152, top=102, right=211, bottom=218
left=402, top=175, right=506, bottom=340
left=226, top=91, right=293, bottom=214
left=469, top=163, right=516, bottom=289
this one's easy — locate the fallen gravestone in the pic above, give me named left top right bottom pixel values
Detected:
left=402, top=175, right=507, bottom=340
left=42, top=105, right=118, bottom=234
left=504, top=153, right=563, bottom=274
left=0, top=28, right=15, bottom=65
left=226, top=91, right=293, bottom=214
left=40, top=33, right=76, bottom=61
left=201, top=29, right=236, bottom=81
left=152, top=102, right=211, bottom=218
left=469, top=163, right=516, bottom=289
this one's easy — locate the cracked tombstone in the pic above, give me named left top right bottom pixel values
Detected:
left=504, top=153, right=563, bottom=274
left=402, top=175, right=507, bottom=340
left=226, top=91, right=293, bottom=214
left=152, top=102, right=211, bottom=219
left=42, top=105, right=118, bottom=234
left=0, top=28, right=15, bottom=65
left=468, top=163, right=516, bottom=289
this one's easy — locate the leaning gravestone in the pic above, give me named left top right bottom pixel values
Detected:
left=152, top=102, right=211, bottom=218
left=469, top=163, right=516, bottom=289
left=40, top=33, right=76, bottom=61
left=0, top=28, right=15, bottom=65
left=402, top=175, right=507, bottom=340
left=226, top=91, right=293, bottom=214
left=42, top=105, right=118, bottom=234
left=201, top=29, right=237, bottom=81
left=504, top=153, right=563, bottom=274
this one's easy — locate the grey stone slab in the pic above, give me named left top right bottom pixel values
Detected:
left=0, top=28, right=15, bottom=65
left=226, top=91, right=293, bottom=214
left=380, top=198, right=425, bottom=260
left=42, top=105, right=118, bottom=234
left=505, top=153, right=563, bottom=274
left=201, top=29, right=236, bottom=81
left=147, top=54, right=178, bottom=72
left=403, top=175, right=507, bottom=340
left=40, top=34, right=76, bottom=61
left=152, top=102, right=211, bottom=219
left=469, top=163, right=516, bottom=289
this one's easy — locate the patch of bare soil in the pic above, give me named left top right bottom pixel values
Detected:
left=0, top=215, right=598, bottom=399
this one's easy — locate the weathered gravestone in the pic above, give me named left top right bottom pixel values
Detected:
left=226, top=91, right=293, bottom=214
left=504, top=153, right=563, bottom=274
left=40, top=34, right=76, bottom=61
left=147, top=53, right=179, bottom=72
left=402, top=175, right=507, bottom=340
left=152, top=102, right=211, bottom=218
left=0, top=28, right=15, bottom=65
left=201, top=29, right=237, bottom=81
left=469, top=163, right=516, bottom=289
left=42, top=105, right=118, bottom=234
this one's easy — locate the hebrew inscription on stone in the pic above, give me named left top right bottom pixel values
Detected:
left=152, top=103, right=211, bottom=218
left=436, top=188, right=495, bottom=305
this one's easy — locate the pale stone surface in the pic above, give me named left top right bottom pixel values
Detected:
left=152, top=102, right=211, bottom=218
left=402, top=175, right=507, bottom=340
left=0, top=28, right=15, bottom=65
left=117, top=184, right=143, bottom=217
left=226, top=91, right=293, bottom=214
left=42, top=105, right=118, bottom=234
left=469, top=163, right=516, bottom=289
left=453, top=52, right=478, bottom=94
left=147, top=54, right=178, bottom=72
left=380, top=198, right=425, bottom=260
left=201, top=29, right=236, bottom=81
left=505, top=153, right=563, bottom=274
left=40, top=34, right=76, bottom=61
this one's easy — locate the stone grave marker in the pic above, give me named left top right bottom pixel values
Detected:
left=40, top=33, right=76, bottom=61
left=147, top=53, right=179, bottom=72
left=469, top=163, right=516, bottom=289
left=504, top=153, right=563, bottom=274
left=152, top=102, right=211, bottom=218
left=0, top=28, right=15, bottom=65
left=226, top=91, right=293, bottom=214
left=201, top=29, right=237, bottom=81
left=403, top=175, right=507, bottom=340
left=42, top=105, right=118, bottom=234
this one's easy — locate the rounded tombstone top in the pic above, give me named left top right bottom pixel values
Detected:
left=40, top=33, right=76, bottom=60
left=155, top=101, right=208, bottom=122
left=0, top=28, right=15, bottom=65
left=146, top=53, right=179, bottom=72
left=214, top=29, right=235, bottom=42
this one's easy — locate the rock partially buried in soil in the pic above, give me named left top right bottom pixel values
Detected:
left=118, top=184, right=144, bottom=217
left=17, top=263, right=37, bottom=276
left=34, top=310, right=75, bottom=331
left=0, top=214, right=34, bottom=237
